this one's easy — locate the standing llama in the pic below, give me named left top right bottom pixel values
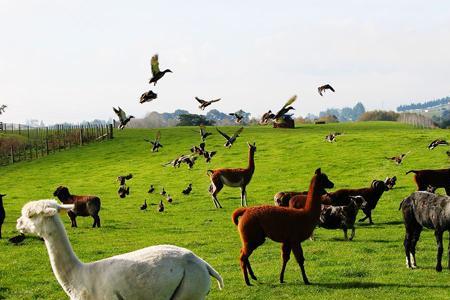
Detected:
left=16, top=200, right=223, bottom=299
left=232, top=168, right=326, bottom=285
left=207, top=142, right=256, bottom=208
left=400, top=191, right=450, bottom=272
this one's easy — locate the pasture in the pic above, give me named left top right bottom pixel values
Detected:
left=1, top=121, right=449, bottom=299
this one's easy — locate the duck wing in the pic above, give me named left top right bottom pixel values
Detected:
left=195, top=97, right=207, bottom=105
left=113, top=107, right=127, bottom=122
left=151, top=54, right=160, bottom=76
left=232, top=127, right=244, bottom=138
left=216, top=128, right=231, bottom=140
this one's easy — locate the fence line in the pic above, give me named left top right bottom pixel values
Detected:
left=0, top=122, right=113, bottom=166
left=397, top=113, right=438, bottom=129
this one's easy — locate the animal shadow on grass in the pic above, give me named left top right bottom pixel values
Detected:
left=378, top=220, right=403, bottom=226
left=0, top=287, right=10, bottom=300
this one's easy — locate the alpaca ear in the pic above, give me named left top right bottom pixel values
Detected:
left=315, top=168, right=322, bottom=175
left=43, top=207, right=58, bottom=217
left=58, top=204, right=74, bottom=212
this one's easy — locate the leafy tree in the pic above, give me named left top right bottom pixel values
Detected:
left=177, top=114, right=215, bottom=126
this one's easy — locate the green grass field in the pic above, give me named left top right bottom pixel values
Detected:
left=1, top=122, right=450, bottom=299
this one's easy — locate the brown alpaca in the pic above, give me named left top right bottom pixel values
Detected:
left=53, top=186, right=101, bottom=228
left=406, top=168, right=450, bottom=195
left=207, top=142, right=256, bottom=208
left=232, top=168, right=325, bottom=286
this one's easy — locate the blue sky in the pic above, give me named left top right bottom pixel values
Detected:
left=1, top=1, right=450, bottom=124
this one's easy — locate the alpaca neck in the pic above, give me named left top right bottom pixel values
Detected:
left=303, top=176, right=321, bottom=213
left=247, top=150, right=255, bottom=172
left=42, top=216, right=83, bottom=295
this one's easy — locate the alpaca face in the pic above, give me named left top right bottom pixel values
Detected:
left=17, top=200, right=58, bottom=235
left=317, top=172, right=334, bottom=189
left=371, top=180, right=389, bottom=192
left=16, top=200, right=73, bottom=237
left=53, top=186, right=70, bottom=200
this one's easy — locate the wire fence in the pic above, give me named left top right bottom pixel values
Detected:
left=0, top=122, right=113, bottom=166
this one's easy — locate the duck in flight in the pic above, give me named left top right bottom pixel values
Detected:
left=318, top=84, right=335, bottom=96
left=149, top=54, right=172, bottom=85
left=113, top=107, right=134, bottom=130
left=195, top=97, right=221, bottom=110
left=216, top=127, right=244, bottom=148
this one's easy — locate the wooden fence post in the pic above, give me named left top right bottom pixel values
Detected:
left=108, top=124, right=113, bottom=139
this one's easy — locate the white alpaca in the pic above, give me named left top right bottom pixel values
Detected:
left=16, top=200, right=223, bottom=300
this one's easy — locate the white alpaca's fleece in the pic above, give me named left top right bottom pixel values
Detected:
left=17, top=199, right=223, bottom=300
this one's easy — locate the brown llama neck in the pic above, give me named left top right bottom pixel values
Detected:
left=303, top=175, right=322, bottom=213
left=247, top=149, right=255, bottom=172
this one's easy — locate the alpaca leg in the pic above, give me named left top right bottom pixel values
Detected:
left=93, top=215, right=101, bottom=228
left=280, top=243, right=291, bottom=283
left=240, top=187, right=247, bottom=207
left=68, top=211, right=77, bottom=227
left=435, top=230, right=444, bottom=272
left=404, top=232, right=412, bottom=268
left=349, top=227, right=355, bottom=241
left=368, top=211, right=373, bottom=224
left=246, top=258, right=257, bottom=281
left=291, top=243, right=310, bottom=285
left=210, top=180, right=223, bottom=208
left=240, top=246, right=254, bottom=286
left=410, top=226, right=422, bottom=268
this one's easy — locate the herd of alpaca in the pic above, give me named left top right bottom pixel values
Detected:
left=4, top=133, right=450, bottom=298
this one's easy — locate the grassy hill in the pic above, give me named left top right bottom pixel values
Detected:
left=1, top=122, right=450, bottom=299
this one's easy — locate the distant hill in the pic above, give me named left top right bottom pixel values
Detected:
left=129, top=109, right=250, bottom=128
left=397, top=96, right=450, bottom=112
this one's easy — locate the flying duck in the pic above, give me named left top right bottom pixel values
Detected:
left=260, top=110, right=276, bottom=124
left=318, top=84, right=335, bottom=96
left=199, top=125, right=212, bottom=142
left=144, top=131, right=163, bottom=152
left=140, top=90, right=157, bottom=104
left=229, top=112, right=244, bottom=123
left=386, top=152, right=410, bottom=165
left=216, top=127, right=244, bottom=148
left=149, top=54, right=172, bottom=85
left=274, top=95, right=297, bottom=120
left=428, top=139, right=448, bottom=150
left=113, top=107, right=134, bottom=130
left=195, top=97, right=221, bottom=110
